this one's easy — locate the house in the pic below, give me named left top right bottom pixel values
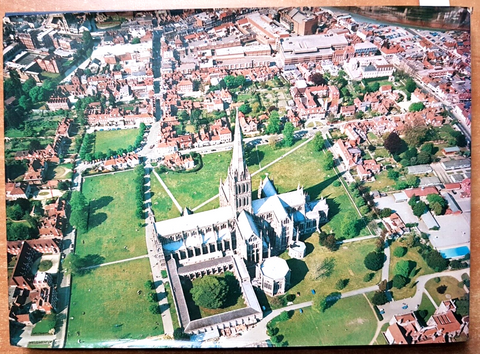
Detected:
left=383, top=213, right=406, bottom=236
left=162, top=152, right=195, bottom=170
left=5, top=182, right=31, bottom=201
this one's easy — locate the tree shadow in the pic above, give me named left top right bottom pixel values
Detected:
left=82, top=254, right=105, bottom=267
left=286, top=259, right=309, bottom=288
left=325, top=196, right=341, bottom=221
left=305, top=242, right=315, bottom=256
left=88, top=212, right=107, bottom=229
left=222, top=272, right=242, bottom=308
left=90, top=196, right=114, bottom=213
left=254, top=287, right=271, bottom=312
left=305, top=172, right=345, bottom=201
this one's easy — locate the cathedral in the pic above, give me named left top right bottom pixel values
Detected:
left=155, top=110, right=329, bottom=267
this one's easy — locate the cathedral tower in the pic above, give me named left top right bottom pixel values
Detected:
left=219, top=108, right=252, bottom=215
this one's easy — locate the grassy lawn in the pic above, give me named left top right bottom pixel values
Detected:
left=276, top=295, right=377, bottom=346
left=46, top=163, right=73, bottom=180
left=415, top=293, right=436, bottom=325
left=76, top=171, right=146, bottom=263
left=247, top=139, right=305, bottom=175
left=425, top=276, right=467, bottom=306
left=195, top=198, right=220, bottom=213
left=94, top=129, right=138, bottom=154
left=366, top=171, right=396, bottom=192
left=389, top=241, right=435, bottom=300
left=161, top=152, right=231, bottom=210
left=373, top=147, right=390, bottom=158
left=66, top=258, right=164, bottom=347
left=278, top=236, right=381, bottom=303
left=149, top=173, right=180, bottom=221
left=27, top=342, right=52, bottom=348
left=31, top=313, right=56, bottom=335
left=374, top=323, right=390, bottom=345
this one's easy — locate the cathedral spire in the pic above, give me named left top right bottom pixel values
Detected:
left=230, top=107, right=247, bottom=177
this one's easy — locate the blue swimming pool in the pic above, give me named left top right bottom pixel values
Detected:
left=440, top=246, right=470, bottom=259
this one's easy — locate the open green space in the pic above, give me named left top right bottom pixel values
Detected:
left=247, top=139, right=305, bottom=174
left=195, top=198, right=220, bottom=213
left=46, top=163, right=73, bottom=181
left=388, top=240, right=435, bottom=300
left=94, top=129, right=138, bottom=154
left=161, top=152, right=231, bottom=210
left=66, top=258, right=163, bottom=347
left=279, top=236, right=381, bottom=302
left=75, top=171, right=146, bottom=263
left=375, top=322, right=390, bottom=345
left=149, top=173, right=180, bottom=221
left=31, top=313, right=56, bottom=335
left=275, top=295, right=377, bottom=346
left=425, top=276, right=468, bottom=306
left=365, top=171, right=396, bottom=192
left=27, top=342, right=52, bottom=348
left=415, top=293, right=436, bottom=326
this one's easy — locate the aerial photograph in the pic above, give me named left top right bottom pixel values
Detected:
left=3, top=6, right=471, bottom=348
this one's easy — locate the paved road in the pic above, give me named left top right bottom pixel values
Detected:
left=341, top=285, right=379, bottom=299
left=152, top=169, right=183, bottom=213
left=382, top=245, right=391, bottom=282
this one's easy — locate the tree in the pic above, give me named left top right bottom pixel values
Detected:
left=266, top=111, right=281, bottom=135
left=417, top=151, right=431, bottom=164
left=371, top=291, right=389, bottom=305
left=58, top=181, right=70, bottom=191
left=387, top=169, right=400, bottom=180
left=412, top=201, right=427, bottom=217
left=282, top=122, right=294, bottom=147
left=408, top=196, right=419, bottom=207
left=130, top=37, right=140, bottom=44
left=145, top=280, right=155, bottom=290
left=405, top=175, right=420, bottom=188
left=321, top=151, right=335, bottom=170
left=421, top=142, right=434, bottom=155
left=7, top=204, right=25, bottom=221
left=336, top=278, right=349, bottom=290
left=425, top=250, right=449, bottom=272
left=82, top=30, right=93, bottom=49
left=405, top=78, right=417, bottom=93
left=341, top=213, right=359, bottom=239
left=238, top=103, right=251, bottom=115
left=312, top=133, right=325, bottom=151
left=149, top=304, right=160, bottom=314
left=409, top=102, right=425, bottom=112
left=392, top=274, right=408, bottom=289
left=395, top=260, right=414, bottom=278
left=436, top=285, right=447, bottom=294
left=364, top=252, right=385, bottom=271
left=456, top=133, right=467, bottom=147
left=310, top=72, right=326, bottom=86
left=403, top=121, right=428, bottom=147
left=190, top=276, right=229, bottom=309
left=18, top=95, right=33, bottom=111
left=173, top=328, right=190, bottom=340
left=393, top=246, right=407, bottom=258
left=379, top=208, right=393, bottom=218
left=383, top=132, right=404, bottom=154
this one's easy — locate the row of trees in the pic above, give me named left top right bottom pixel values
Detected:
left=133, top=165, right=145, bottom=219
left=70, top=191, right=89, bottom=233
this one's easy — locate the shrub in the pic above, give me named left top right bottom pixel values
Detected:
left=371, top=291, right=389, bottom=306
left=149, top=304, right=160, bottom=314
left=392, top=274, right=408, bottom=289
left=363, top=272, right=375, bottom=282
left=393, top=247, right=407, bottom=258
left=436, top=285, right=447, bottom=294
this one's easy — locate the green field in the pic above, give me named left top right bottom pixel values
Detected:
left=276, top=295, right=377, bottom=346
left=149, top=173, right=180, bottom=221
left=76, top=171, right=146, bottom=263
left=46, top=163, right=73, bottom=181
left=94, top=129, right=138, bottom=154
left=388, top=241, right=435, bottom=300
left=66, top=258, right=164, bottom=347
left=416, top=293, right=437, bottom=325
left=425, top=276, right=468, bottom=306
left=279, top=236, right=381, bottom=303
left=31, top=313, right=56, bottom=335
left=161, top=152, right=231, bottom=210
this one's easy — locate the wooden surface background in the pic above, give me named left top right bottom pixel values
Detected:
left=0, top=0, right=478, bottom=353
